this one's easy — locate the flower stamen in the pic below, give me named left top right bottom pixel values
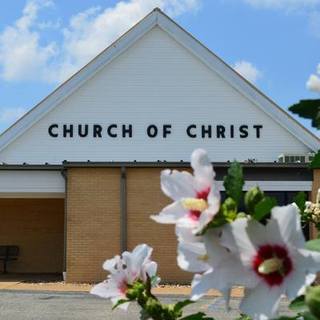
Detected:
left=258, top=257, right=283, bottom=275
left=197, top=254, right=209, bottom=262
left=182, top=198, right=208, bottom=212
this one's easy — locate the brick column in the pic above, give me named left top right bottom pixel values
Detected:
left=310, top=169, right=320, bottom=239
left=66, top=168, right=121, bottom=283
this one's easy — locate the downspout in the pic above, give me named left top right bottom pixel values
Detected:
left=120, top=166, right=127, bottom=252
left=61, top=168, right=68, bottom=280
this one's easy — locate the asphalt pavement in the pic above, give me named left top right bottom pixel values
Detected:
left=0, top=290, right=292, bottom=320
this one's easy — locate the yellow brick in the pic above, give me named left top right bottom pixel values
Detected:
left=0, top=198, right=64, bottom=273
left=66, top=168, right=121, bottom=283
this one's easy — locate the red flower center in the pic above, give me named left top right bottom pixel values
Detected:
left=252, top=244, right=293, bottom=286
left=189, top=188, right=210, bottom=221
left=118, top=280, right=128, bottom=294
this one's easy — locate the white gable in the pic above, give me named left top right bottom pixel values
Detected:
left=0, top=11, right=318, bottom=164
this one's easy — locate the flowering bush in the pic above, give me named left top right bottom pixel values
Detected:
left=91, top=149, right=320, bottom=320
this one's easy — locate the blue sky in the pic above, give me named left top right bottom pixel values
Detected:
left=0, top=0, right=319, bottom=135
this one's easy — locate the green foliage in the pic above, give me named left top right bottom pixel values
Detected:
left=126, top=281, right=145, bottom=300
left=173, top=299, right=194, bottom=314
left=221, top=197, right=238, bottom=222
left=310, top=150, right=320, bottom=169
left=235, top=315, right=252, bottom=320
left=223, top=162, right=244, bottom=206
left=293, top=192, right=307, bottom=215
left=299, top=312, right=318, bottom=320
left=244, top=187, right=264, bottom=215
left=252, top=197, right=277, bottom=221
left=289, top=295, right=308, bottom=313
left=306, top=286, right=320, bottom=319
left=288, top=99, right=320, bottom=129
left=180, top=312, right=215, bottom=320
left=305, top=239, right=320, bottom=252
left=112, top=299, right=130, bottom=310
left=203, top=197, right=238, bottom=232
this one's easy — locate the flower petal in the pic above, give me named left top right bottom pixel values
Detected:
left=191, top=256, right=257, bottom=302
left=240, top=283, right=284, bottom=320
left=285, top=268, right=316, bottom=300
left=271, top=205, right=305, bottom=248
left=122, top=244, right=152, bottom=282
left=90, top=280, right=120, bottom=299
left=191, top=271, right=215, bottom=301
left=151, top=201, right=189, bottom=224
left=294, top=247, right=320, bottom=274
left=177, top=241, right=210, bottom=273
left=161, top=169, right=196, bottom=200
left=191, top=149, right=215, bottom=191
left=102, top=255, right=121, bottom=273
left=175, top=225, right=202, bottom=243
left=220, top=218, right=258, bottom=267
left=142, top=261, right=158, bottom=281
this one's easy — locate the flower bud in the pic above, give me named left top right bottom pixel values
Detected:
left=245, top=186, right=264, bottom=215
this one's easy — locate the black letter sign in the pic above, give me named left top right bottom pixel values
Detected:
left=147, top=125, right=158, bottom=138
left=163, top=124, right=172, bottom=138
left=48, top=124, right=58, bottom=138
left=186, top=125, right=197, bottom=138
left=239, top=125, right=249, bottom=138
left=253, top=125, right=263, bottom=138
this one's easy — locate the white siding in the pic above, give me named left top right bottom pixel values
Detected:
left=0, top=171, right=64, bottom=197
left=0, top=27, right=311, bottom=164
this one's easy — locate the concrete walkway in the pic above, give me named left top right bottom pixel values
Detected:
left=0, top=274, right=244, bottom=297
left=0, top=290, right=292, bottom=320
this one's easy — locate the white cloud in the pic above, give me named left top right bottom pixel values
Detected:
left=0, top=0, right=57, bottom=82
left=233, top=60, right=261, bottom=84
left=243, top=0, right=320, bottom=10
left=306, top=63, right=320, bottom=92
left=0, top=0, right=201, bottom=84
left=0, top=107, right=27, bottom=128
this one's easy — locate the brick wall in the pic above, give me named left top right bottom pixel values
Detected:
left=66, top=168, right=121, bottom=282
left=127, top=168, right=192, bottom=283
left=0, top=198, right=64, bottom=273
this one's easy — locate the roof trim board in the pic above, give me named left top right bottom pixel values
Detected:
left=0, top=8, right=318, bottom=154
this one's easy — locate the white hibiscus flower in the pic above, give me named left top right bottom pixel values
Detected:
left=151, top=149, right=220, bottom=235
left=190, top=229, right=256, bottom=305
left=177, top=239, right=210, bottom=273
left=220, top=204, right=320, bottom=320
left=91, top=244, right=158, bottom=310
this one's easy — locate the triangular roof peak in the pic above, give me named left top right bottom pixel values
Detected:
left=0, top=8, right=318, bottom=153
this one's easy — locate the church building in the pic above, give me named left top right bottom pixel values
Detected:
left=0, top=9, right=318, bottom=283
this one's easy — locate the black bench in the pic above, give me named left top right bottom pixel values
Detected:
left=0, top=246, right=19, bottom=274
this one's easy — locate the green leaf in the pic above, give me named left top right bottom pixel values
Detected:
left=306, top=286, right=320, bottom=319
left=289, top=99, right=320, bottom=129
left=289, top=295, right=308, bottom=313
left=223, top=161, right=244, bottom=206
left=300, top=312, right=318, bottom=320
left=252, top=197, right=277, bottom=221
left=245, top=186, right=264, bottom=215
left=235, top=315, right=252, bottom=320
left=201, top=211, right=228, bottom=232
left=293, top=192, right=307, bottom=215
left=180, top=312, right=215, bottom=320
left=310, top=150, right=320, bottom=169
left=174, top=299, right=194, bottom=313
left=305, top=239, right=320, bottom=252
left=112, top=299, right=130, bottom=310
